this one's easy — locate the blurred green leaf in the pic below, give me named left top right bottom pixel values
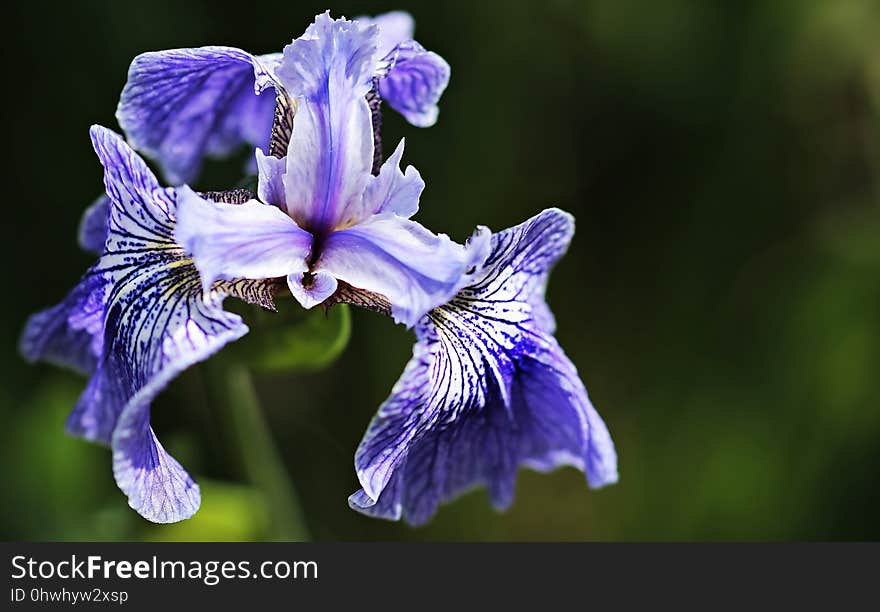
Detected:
left=0, top=376, right=116, bottom=539
left=241, top=304, right=351, bottom=373
left=222, top=362, right=310, bottom=541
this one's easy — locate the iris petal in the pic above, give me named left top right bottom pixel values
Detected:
left=350, top=209, right=617, bottom=525
left=357, top=11, right=450, bottom=128
left=62, top=126, right=275, bottom=523
left=117, top=46, right=279, bottom=184
left=19, top=272, right=107, bottom=376
left=380, top=42, right=450, bottom=128
left=319, top=216, right=486, bottom=327
left=176, top=188, right=312, bottom=292
left=287, top=270, right=338, bottom=309
left=276, top=12, right=377, bottom=233
left=363, top=138, right=424, bottom=218
left=255, top=149, right=288, bottom=211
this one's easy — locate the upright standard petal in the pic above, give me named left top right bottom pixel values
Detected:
left=117, top=47, right=279, bottom=184
left=276, top=13, right=377, bottom=233
left=68, top=126, right=275, bottom=523
left=380, top=41, right=450, bottom=128
left=317, top=215, right=483, bottom=327
left=176, top=187, right=312, bottom=292
left=349, top=209, right=617, bottom=525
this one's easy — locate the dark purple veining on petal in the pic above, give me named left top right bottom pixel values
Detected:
left=117, top=47, right=279, bottom=184
left=349, top=209, right=618, bottom=525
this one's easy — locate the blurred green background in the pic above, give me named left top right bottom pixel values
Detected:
left=3, top=0, right=879, bottom=541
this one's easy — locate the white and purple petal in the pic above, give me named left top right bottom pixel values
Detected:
left=379, top=41, right=450, bottom=128
left=317, top=215, right=484, bottom=327
left=176, top=188, right=312, bottom=292
left=349, top=209, right=617, bottom=525
left=356, top=11, right=450, bottom=127
left=362, top=138, right=424, bottom=218
left=276, top=13, right=377, bottom=233
left=117, top=46, right=279, bottom=184
left=19, top=272, right=108, bottom=376
left=64, top=126, right=275, bottom=523
left=351, top=344, right=617, bottom=525
left=255, top=149, right=288, bottom=211
left=287, top=270, right=338, bottom=309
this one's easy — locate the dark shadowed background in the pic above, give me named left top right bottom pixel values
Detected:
left=2, top=0, right=879, bottom=540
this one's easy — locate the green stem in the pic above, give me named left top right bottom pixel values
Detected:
left=208, top=358, right=310, bottom=541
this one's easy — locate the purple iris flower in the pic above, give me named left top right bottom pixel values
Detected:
left=117, top=10, right=450, bottom=184
left=348, top=209, right=618, bottom=525
left=175, top=14, right=481, bottom=328
left=20, top=11, right=619, bottom=528
left=21, top=126, right=275, bottom=522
